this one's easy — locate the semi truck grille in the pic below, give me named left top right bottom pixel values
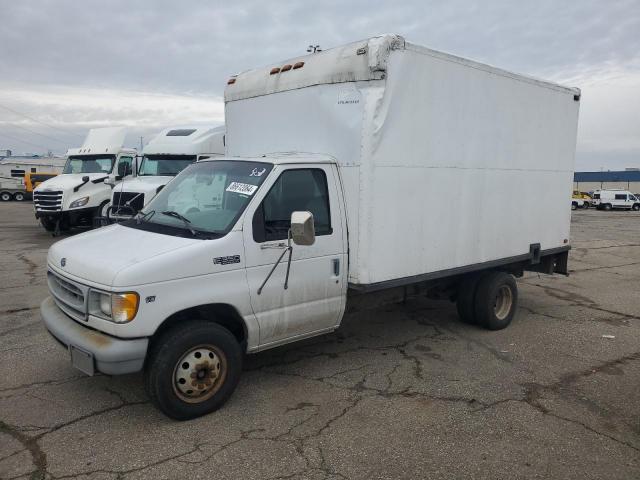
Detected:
left=47, top=270, right=88, bottom=321
left=112, top=192, right=145, bottom=215
left=34, top=191, right=63, bottom=211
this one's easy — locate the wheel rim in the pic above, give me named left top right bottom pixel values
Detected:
left=494, top=285, right=513, bottom=320
left=172, top=344, right=227, bottom=403
left=15, top=194, right=23, bottom=201
left=1, top=193, right=9, bottom=201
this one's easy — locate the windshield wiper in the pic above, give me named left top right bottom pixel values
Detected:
left=135, top=210, right=155, bottom=224
left=161, top=210, right=198, bottom=236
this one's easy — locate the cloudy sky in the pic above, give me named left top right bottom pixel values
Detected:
left=1, top=0, right=639, bottom=170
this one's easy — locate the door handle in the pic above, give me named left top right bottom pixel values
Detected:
left=332, top=258, right=340, bottom=276
left=261, top=241, right=288, bottom=250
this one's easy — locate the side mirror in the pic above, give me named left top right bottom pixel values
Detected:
left=290, top=211, right=315, bottom=246
left=117, top=162, right=130, bottom=177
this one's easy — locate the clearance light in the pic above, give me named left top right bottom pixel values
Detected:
left=270, top=67, right=280, bottom=75
left=227, top=78, right=236, bottom=85
left=293, top=61, right=304, bottom=69
left=281, top=64, right=292, bottom=72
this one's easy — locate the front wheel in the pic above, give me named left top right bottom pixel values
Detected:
left=603, top=203, right=612, bottom=211
left=633, top=204, right=640, bottom=211
left=474, top=271, right=518, bottom=330
left=571, top=202, right=578, bottom=211
left=144, top=321, right=243, bottom=420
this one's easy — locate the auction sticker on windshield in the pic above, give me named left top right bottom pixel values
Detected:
left=226, top=182, right=258, bottom=195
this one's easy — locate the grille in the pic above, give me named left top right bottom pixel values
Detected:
left=34, top=190, right=63, bottom=211
left=47, top=270, right=88, bottom=321
left=112, top=191, right=145, bottom=215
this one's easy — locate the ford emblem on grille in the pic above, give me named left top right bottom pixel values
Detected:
left=61, top=258, right=66, bottom=267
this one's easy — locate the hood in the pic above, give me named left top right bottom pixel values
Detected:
left=114, top=176, right=173, bottom=195
left=48, top=224, right=198, bottom=286
left=35, top=173, right=108, bottom=193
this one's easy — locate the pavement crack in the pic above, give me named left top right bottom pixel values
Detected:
left=0, top=420, right=47, bottom=480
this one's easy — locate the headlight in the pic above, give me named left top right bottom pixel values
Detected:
left=69, top=196, right=89, bottom=208
left=89, top=291, right=139, bottom=323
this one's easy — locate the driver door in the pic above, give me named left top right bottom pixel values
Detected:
left=242, top=164, right=347, bottom=348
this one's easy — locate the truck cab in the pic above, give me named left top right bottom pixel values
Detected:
left=109, top=126, right=225, bottom=220
left=33, top=127, right=136, bottom=233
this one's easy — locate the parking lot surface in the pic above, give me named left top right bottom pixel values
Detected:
left=1, top=202, right=639, bottom=479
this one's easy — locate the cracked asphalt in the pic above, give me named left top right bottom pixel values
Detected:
left=1, top=202, right=639, bottom=480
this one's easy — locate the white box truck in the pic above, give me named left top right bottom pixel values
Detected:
left=33, top=127, right=137, bottom=233
left=108, top=125, right=225, bottom=221
left=40, top=35, right=580, bottom=419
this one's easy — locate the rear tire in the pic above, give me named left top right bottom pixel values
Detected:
left=456, top=274, right=482, bottom=325
left=144, top=321, right=243, bottom=420
left=474, top=271, right=518, bottom=330
left=0, top=191, right=11, bottom=201
left=13, top=192, right=25, bottom=201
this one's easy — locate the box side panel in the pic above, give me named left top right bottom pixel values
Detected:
left=357, top=49, right=579, bottom=284
left=225, top=83, right=369, bottom=282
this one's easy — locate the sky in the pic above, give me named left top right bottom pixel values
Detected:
left=0, top=0, right=639, bottom=171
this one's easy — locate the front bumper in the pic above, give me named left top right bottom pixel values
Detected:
left=41, top=296, right=148, bottom=375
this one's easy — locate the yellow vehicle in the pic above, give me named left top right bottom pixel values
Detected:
left=572, top=190, right=591, bottom=208
left=25, top=172, right=59, bottom=198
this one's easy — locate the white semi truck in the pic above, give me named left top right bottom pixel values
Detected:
left=40, top=35, right=580, bottom=419
left=108, top=125, right=225, bottom=220
left=33, top=127, right=136, bottom=233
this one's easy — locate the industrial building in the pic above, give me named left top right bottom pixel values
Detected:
left=574, top=170, right=640, bottom=194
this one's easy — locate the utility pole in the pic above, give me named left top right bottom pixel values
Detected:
left=140, top=136, right=143, bottom=151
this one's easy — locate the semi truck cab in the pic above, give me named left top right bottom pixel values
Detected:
left=33, top=127, right=136, bottom=233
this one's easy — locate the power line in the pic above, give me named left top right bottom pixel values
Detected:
left=1, top=122, right=70, bottom=145
left=0, top=131, right=52, bottom=151
left=0, top=104, right=84, bottom=140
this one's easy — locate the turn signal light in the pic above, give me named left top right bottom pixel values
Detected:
left=112, top=293, right=139, bottom=323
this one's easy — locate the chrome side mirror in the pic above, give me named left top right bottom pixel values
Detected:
left=290, top=211, right=315, bottom=246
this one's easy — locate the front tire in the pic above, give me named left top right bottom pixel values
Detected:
left=474, top=271, right=518, bottom=330
left=40, top=217, right=56, bottom=232
left=633, top=204, right=640, bottom=211
left=144, top=321, right=243, bottom=420
left=603, top=203, right=612, bottom=211
left=571, top=202, right=578, bottom=211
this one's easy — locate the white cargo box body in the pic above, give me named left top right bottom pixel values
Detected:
left=225, top=35, right=580, bottom=286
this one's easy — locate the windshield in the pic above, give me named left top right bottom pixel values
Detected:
left=63, top=155, right=115, bottom=174
left=138, top=154, right=196, bottom=176
left=125, top=160, right=273, bottom=238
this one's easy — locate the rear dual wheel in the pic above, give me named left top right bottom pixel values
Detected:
left=0, top=192, right=11, bottom=201
left=456, top=271, right=518, bottom=330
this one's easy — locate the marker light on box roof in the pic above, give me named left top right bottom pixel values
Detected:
left=270, top=67, right=280, bottom=75
left=281, top=64, right=292, bottom=72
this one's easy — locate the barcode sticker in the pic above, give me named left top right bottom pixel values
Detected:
left=226, top=182, right=258, bottom=196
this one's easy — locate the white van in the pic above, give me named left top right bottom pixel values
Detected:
left=592, top=189, right=640, bottom=211
left=40, top=35, right=579, bottom=419
left=109, top=126, right=224, bottom=220
left=33, top=127, right=136, bottom=233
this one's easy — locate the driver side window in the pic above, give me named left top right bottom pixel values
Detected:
left=253, top=168, right=332, bottom=243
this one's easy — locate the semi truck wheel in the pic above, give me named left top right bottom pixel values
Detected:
left=474, top=271, right=518, bottom=330
left=456, top=274, right=482, bottom=325
left=0, top=191, right=11, bottom=201
left=13, top=192, right=25, bottom=201
left=144, top=321, right=242, bottom=420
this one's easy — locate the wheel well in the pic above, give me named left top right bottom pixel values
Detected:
left=152, top=303, right=248, bottom=347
